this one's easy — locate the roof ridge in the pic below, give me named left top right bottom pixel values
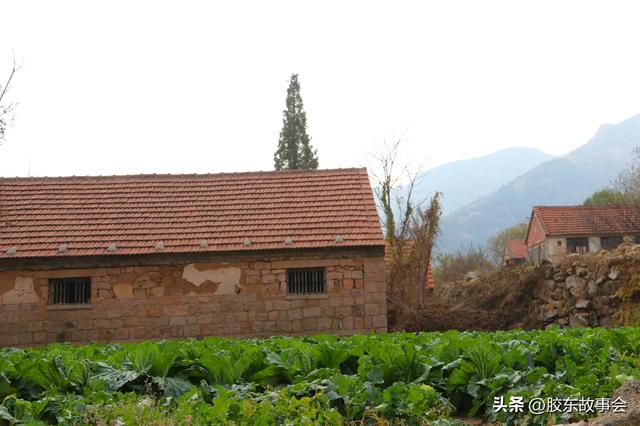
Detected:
left=0, top=167, right=368, bottom=181
left=532, top=204, right=640, bottom=237
left=0, top=166, right=385, bottom=259
left=533, top=205, right=637, bottom=209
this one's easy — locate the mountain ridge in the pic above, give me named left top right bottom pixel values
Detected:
left=411, top=147, right=554, bottom=215
left=437, top=114, right=640, bottom=253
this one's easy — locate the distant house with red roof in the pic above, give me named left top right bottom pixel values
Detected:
left=0, top=168, right=388, bottom=347
left=425, top=262, right=435, bottom=289
left=524, top=205, right=640, bottom=264
left=502, top=240, right=527, bottom=266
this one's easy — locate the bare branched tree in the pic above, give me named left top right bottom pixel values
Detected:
left=408, top=193, right=442, bottom=306
left=0, top=52, right=21, bottom=144
left=579, top=147, right=640, bottom=240
left=435, top=244, right=495, bottom=283
left=615, top=147, right=640, bottom=204
left=369, top=138, right=442, bottom=325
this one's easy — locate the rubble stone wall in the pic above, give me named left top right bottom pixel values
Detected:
left=0, top=248, right=387, bottom=347
left=532, top=255, right=625, bottom=328
left=530, top=245, right=640, bottom=328
left=432, top=244, right=640, bottom=331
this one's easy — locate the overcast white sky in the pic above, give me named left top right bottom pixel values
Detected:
left=1, top=1, right=640, bottom=177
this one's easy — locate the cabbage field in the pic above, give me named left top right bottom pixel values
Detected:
left=1, top=327, right=639, bottom=425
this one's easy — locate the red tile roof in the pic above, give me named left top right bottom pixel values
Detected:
left=425, top=262, right=435, bottom=289
left=532, top=205, right=640, bottom=237
left=506, top=239, right=527, bottom=259
left=0, top=168, right=384, bottom=259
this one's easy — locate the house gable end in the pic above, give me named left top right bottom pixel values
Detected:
left=525, top=210, right=547, bottom=247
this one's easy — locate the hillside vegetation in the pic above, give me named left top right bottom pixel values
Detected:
left=438, top=114, right=640, bottom=252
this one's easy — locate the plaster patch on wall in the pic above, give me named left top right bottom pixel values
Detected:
left=113, top=282, right=134, bottom=299
left=182, top=264, right=241, bottom=295
left=1, top=277, right=40, bottom=304
left=134, top=272, right=162, bottom=289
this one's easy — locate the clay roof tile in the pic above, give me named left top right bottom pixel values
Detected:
left=0, top=168, right=384, bottom=259
left=506, top=240, right=527, bottom=259
left=532, top=205, right=640, bottom=237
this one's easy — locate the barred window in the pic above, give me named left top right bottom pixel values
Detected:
left=287, top=268, right=325, bottom=295
left=567, top=237, right=589, bottom=254
left=600, top=236, right=623, bottom=251
left=49, top=277, right=91, bottom=305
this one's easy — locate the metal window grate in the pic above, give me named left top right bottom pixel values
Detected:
left=49, top=277, right=91, bottom=305
left=567, top=237, right=589, bottom=254
left=287, top=268, right=325, bottom=295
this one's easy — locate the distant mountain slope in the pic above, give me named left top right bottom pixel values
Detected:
left=413, top=147, right=554, bottom=215
left=438, top=114, right=640, bottom=254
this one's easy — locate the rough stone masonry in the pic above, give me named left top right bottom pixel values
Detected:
left=0, top=248, right=387, bottom=347
left=0, top=169, right=389, bottom=347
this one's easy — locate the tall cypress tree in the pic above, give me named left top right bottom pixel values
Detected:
left=274, top=74, right=319, bottom=170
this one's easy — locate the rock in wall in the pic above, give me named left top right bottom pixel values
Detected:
left=531, top=246, right=640, bottom=329
left=429, top=244, right=640, bottom=331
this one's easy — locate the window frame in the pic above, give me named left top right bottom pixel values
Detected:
left=566, top=237, right=589, bottom=254
left=286, top=268, right=326, bottom=295
left=48, top=277, right=92, bottom=306
left=600, top=235, right=623, bottom=251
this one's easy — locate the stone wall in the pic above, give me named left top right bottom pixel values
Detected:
left=531, top=249, right=638, bottom=328
left=429, top=244, right=640, bottom=331
left=0, top=248, right=387, bottom=347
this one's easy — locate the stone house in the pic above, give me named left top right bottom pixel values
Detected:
left=525, top=205, right=640, bottom=264
left=0, top=168, right=387, bottom=347
left=502, top=240, right=527, bottom=266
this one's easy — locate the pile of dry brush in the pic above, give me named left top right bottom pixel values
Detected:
left=407, top=244, right=640, bottom=332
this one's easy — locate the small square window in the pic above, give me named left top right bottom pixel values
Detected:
left=287, top=268, right=325, bottom=294
left=49, top=277, right=91, bottom=305
left=601, top=236, right=623, bottom=251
